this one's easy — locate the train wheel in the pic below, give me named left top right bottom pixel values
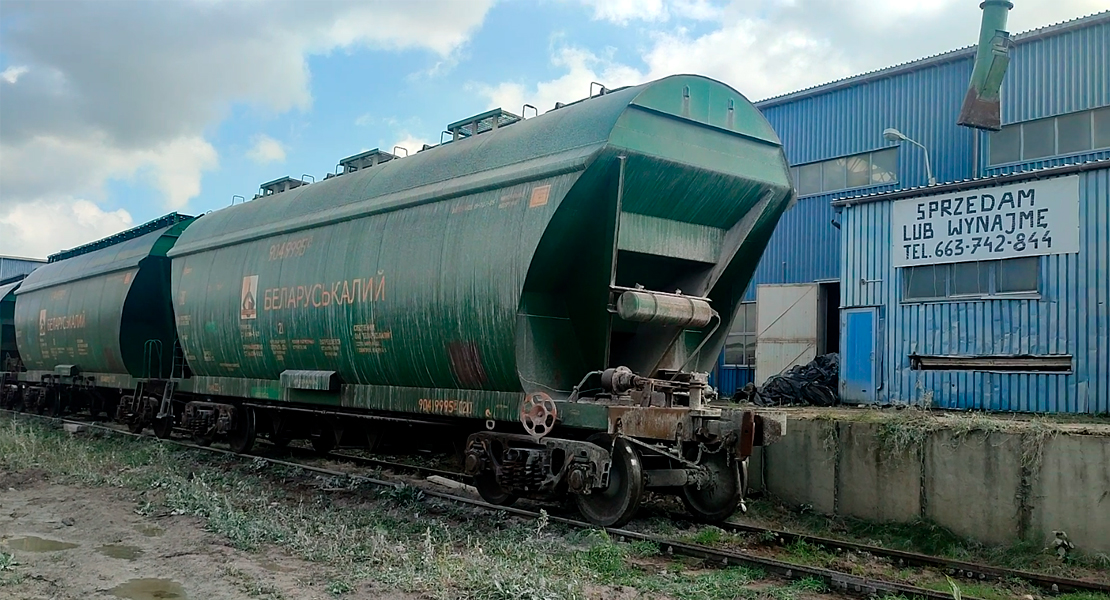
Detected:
left=681, top=451, right=742, bottom=522
left=194, top=428, right=216, bottom=447
left=152, top=414, right=174, bottom=439
left=227, top=406, right=256, bottom=454
left=575, top=436, right=644, bottom=528
left=47, top=389, right=65, bottom=418
left=310, top=419, right=337, bottom=455
left=34, top=389, right=48, bottom=415
left=474, top=470, right=517, bottom=506
left=310, top=432, right=335, bottom=455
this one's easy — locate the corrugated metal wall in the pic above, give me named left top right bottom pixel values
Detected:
left=748, top=14, right=1110, bottom=299
left=717, top=14, right=1109, bottom=398
left=760, top=59, right=976, bottom=189
left=839, top=166, right=1109, bottom=413
left=0, top=257, right=44, bottom=282
left=742, top=192, right=846, bottom=302
left=985, top=16, right=1110, bottom=176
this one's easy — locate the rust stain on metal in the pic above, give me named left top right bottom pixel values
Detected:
left=739, top=410, right=755, bottom=458
left=608, top=406, right=693, bottom=441
left=448, top=341, right=487, bottom=388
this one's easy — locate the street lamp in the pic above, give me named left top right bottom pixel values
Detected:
left=883, top=127, right=936, bottom=186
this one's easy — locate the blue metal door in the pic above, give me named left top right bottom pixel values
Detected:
left=841, top=308, right=877, bottom=404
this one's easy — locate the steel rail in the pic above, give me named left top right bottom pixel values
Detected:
left=281, top=445, right=468, bottom=482
left=295, top=452, right=1109, bottom=595
left=307, top=450, right=1108, bottom=596
left=715, top=522, right=1109, bottom=595
left=1, top=410, right=976, bottom=600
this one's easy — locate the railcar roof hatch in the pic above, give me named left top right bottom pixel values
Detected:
left=446, top=108, right=521, bottom=141
left=335, top=149, right=396, bottom=175
left=255, top=176, right=307, bottom=199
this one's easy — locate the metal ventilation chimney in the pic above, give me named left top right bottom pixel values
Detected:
left=957, top=0, right=1014, bottom=131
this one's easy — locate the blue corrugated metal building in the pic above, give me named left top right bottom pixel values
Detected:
left=712, top=12, right=1108, bottom=414
left=0, top=256, right=45, bottom=283
left=837, top=162, right=1108, bottom=413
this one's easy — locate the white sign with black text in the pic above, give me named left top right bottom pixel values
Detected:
left=892, top=175, right=1080, bottom=267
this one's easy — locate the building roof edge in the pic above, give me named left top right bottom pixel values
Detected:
left=833, top=159, right=1110, bottom=207
left=755, top=11, right=1109, bottom=109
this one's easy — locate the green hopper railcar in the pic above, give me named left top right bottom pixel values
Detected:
left=2, top=215, right=194, bottom=423
left=167, top=75, right=792, bottom=526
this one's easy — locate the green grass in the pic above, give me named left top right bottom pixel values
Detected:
left=780, top=539, right=838, bottom=569
left=0, top=416, right=799, bottom=600
left=0, top=551, right=24, bottom=587
left=743, top=494, right=1110, bottom=581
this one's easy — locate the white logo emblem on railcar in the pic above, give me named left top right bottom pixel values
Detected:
left=240, top=275, right=258, bottom=320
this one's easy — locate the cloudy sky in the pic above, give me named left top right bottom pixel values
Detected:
left=0, top=0, right=1103, bottom=258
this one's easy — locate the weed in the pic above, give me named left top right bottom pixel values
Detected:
left=325, top=579, right=352, bottom=596
left=375, top=483, right=425, bottom=505
left=846, top=518, right=968, bottom=558
left=945, top=575, right=963, bottom=600
left=628, top=540, right=660, bottom=557
left=0, top=551, right=22, bottom=587
left=692, top=526, right=724, bottom=545
left=790, top=576, right=827, bottom=592
left=782, top=539, right=837, bottom=568
left=1020, top=416, right=1058, bottom=473
left=580, top=532, right=631, bottom=580
left=535, top=508, right=549, bottom=536
left=875, top=408, right=937, bottom=460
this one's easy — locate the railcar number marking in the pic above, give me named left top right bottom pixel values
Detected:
left=418, top=399, right=475, bottom=416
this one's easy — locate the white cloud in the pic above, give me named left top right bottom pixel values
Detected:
left=0, top=134, right=217, bottom=211
left=0, top=65, right=29, bottom=84
left=0, top=0, right=493, bottom=246
left=475, top=46, right=645, bottom=113
left=246, top=134, right=286, bottom=165
left=0, top=198, right=133, bottom=258
left=574, top=0, right=719, bottom=24
left=391, top=133, right=434, bottom=157
left=488, top=0, right=1104, bottom=113
left=639, top=19, right=851, bottom=101
left=578, top=0, right=669, bottom=23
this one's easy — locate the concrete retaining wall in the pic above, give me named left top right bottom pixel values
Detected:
left=752, top=418, right=1110, bottom=554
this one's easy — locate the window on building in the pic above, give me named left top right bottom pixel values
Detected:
left=988, top=107, right=1110, bottom=166
left=950, top=261, right=990, bottom=296
left=869, top=148, right=898, bottom=184
left=989, top=125, right=1021, bottom=165
left=1093, top=107, right=1110, bottom=149
left=790, top=148, right=898, bottom=197
left=723, top=302, right=757, bottom=366
left=996, top=256, right=1039, bottom=293
left=1057, top=111, right=1092, bottom=155
left=797, top=163, right=822, bottom=196
left=902, top=257, right=1038, bottom=302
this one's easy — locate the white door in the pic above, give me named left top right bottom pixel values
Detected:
left=755, top=284, right=819, bottom=385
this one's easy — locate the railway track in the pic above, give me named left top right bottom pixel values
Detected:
left=4, top=410, right=1105, bottom=599
left=309, top=447, right=1108, bottom=597
left=313, top=450, right=1109, bottom=597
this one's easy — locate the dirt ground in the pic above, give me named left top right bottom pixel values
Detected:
left=0, top=470, right=420, bottom=600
